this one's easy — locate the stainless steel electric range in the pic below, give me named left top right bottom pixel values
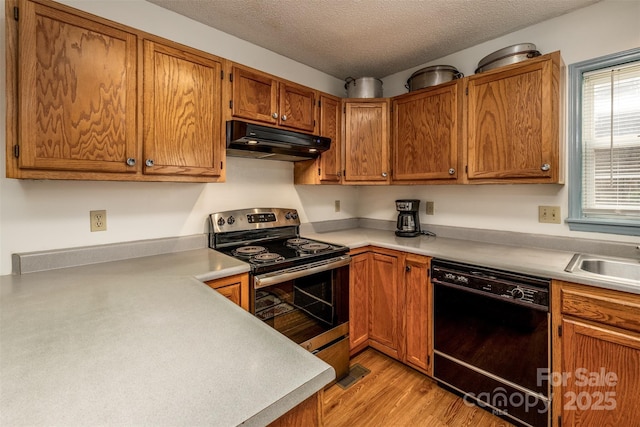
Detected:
left=209, top=208, right=351, bottom=381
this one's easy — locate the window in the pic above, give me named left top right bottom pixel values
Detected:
left=567, top=48, right=640, bottom=236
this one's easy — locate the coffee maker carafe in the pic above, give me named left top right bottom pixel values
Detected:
left=395, top=199, right=421, bottom=237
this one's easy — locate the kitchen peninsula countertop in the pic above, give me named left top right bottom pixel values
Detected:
left=0, top=248, right=334, bottom=426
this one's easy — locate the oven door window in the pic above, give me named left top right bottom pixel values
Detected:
left=434, top=283, right=549, bottom=395
left=254, top=268, right=348, bottom=344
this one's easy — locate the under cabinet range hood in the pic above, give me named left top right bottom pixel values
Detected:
left=226, top=120, right=331, bottom=161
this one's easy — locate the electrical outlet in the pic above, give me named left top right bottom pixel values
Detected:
left=425, top=201, right=435, bottom=215
left=90, top=210, right=107, bottom=232
left=538, top=206, right=561, bottom=224
left=334, top=200, right=341, bottom=212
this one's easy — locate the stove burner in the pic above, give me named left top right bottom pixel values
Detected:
left=286, top=238, right=309, bottom=246
left=233, top=246, right=267, bottom=257
left=252, top=252, right=285, bottom=263
left=299, top=243, right=331, bottom=254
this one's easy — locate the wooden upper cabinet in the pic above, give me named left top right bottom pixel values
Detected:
left=143, top=40, right=223, bottom=177
left=392, top=80, right=462, bottom=183
left=466, top=51, right=563, bottom=183
left=16, top=0, right=138, bottom=173
left=294, top=93, right=342, bottom=184
left=231, top=65, right=279, bottom=125
left=231, top=65, right=317, bottom=133
left=343, top=99, right=391, bottom=184
left=317, top=93, right=341, bottom=182
left=7, top=0, right=226, bottom=182
left=279, top=81, right=316, bottom=132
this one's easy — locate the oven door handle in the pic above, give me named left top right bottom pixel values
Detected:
left=254, top=255, right=351, bottom=289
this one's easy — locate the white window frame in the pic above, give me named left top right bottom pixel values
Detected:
left=567, top=48, right=640, bottom=236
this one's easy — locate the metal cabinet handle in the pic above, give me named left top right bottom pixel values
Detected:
left=405, top=265, right=411, bottom=272
left=281, top=114, right=288, bottom=121
left=145, top=159, right=154, bottom=167
left=382, top=172, right=388, bottom=178
left=126, top=158, right=136, bottom=166
left=541, top=163, right=551, bottom=171
left=272, top=112, right=279, bottom=119
left=448, top=168, right=456, bottom=175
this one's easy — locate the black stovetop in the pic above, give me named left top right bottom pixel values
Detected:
left=217, top=236, right=349, bottom=274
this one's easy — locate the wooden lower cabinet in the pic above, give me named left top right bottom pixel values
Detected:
left=349, top=250, right=370, bottom=355
left=268, top=392, right=322, bottom=427
left=553, top=281, right=640, bottom=427
left=369, top=248, right=404, bottom=359
left=403, top=253, right=432, bottom=375
left=204, top=273, right=249, bottom=311
left=349, top=247, right=432, bottom=375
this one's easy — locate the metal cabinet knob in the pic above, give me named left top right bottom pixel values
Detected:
left=405, top=265, right=411, bottom=272
left=272, top=112, right=279, bottom=119
left=541, top=163, right=551, bottom=171
left=281, top=114, right=288, bottom=121
left=145, top=159, right=154, bottom=167
left=126, top=158, right=136, bottom=166
left=382, top=172, right=388, bottom=178
left=448, top=168, right=456, bottom=175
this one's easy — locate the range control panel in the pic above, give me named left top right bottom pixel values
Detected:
left=210, top=208, right=300, bottom=234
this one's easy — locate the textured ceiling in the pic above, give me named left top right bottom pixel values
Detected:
left=146, top=0, right=599, bottom=79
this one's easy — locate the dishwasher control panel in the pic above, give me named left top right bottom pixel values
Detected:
left=431, top=259, right=550, bottom=310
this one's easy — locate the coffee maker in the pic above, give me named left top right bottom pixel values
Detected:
left=395, top=199, right=421, bottom=237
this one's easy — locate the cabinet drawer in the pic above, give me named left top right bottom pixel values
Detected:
left=560, top=282, right=640, bottom=333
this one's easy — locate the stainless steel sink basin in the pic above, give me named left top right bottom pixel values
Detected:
left=565, top=253, right=640, bottom=284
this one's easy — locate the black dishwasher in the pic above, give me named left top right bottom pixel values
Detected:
left=431, top=259, right=551, bottom=427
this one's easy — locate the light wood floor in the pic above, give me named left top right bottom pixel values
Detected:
left=323, top=349, right=515, bottom=427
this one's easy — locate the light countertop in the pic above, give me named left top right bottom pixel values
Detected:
left=304, top=228, right=640, bottom=295
left=0, top=248, right=334, bottom=426
left=2, top=227, right=638, bottom=426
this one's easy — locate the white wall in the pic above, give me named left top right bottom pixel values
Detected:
left=2, top=0, right=639, bottom=275
left=370, top=0, right=640, bottom=241
left=0, top=0, right=355, bottom=275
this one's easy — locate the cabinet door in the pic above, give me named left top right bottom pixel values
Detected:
left=18, top=0, right=137, bottom=173
left=292, top=93, right=341, bottom=185
left=343, top=100, right=390, bottom=183
left=318, top=94, right=342, bottom=182
left=204, top=273, right=249, bottom=311
left=279, top=82, right=316, bottom=132
left=349, top=252, right=370, bottom=354
left=215, top=283, right=242, bottom=305
left=143, top=40, right=223, bottom=177
left=562, top=318, right=640, bottom=426
left=392, top=81, right=460, bottom=182
left=231, top=66, right=278, bottom=125
left=369, top=251, right=402, bottom=359
left=467, top=52, right=561, bottom=182
left=404, top=254, right=432, bottom=375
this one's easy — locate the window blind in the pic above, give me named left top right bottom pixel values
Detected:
left=582, top=62, right=640, bottom=217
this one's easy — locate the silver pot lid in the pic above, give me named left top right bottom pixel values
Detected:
left=345, top=76, right=383, bottom=84
left=409, top=65, right=460, bottom=78
left=477, top=43, right=538, bottom=68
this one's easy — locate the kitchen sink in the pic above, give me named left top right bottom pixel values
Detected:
left=565, top=253, right=640, bottom=285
